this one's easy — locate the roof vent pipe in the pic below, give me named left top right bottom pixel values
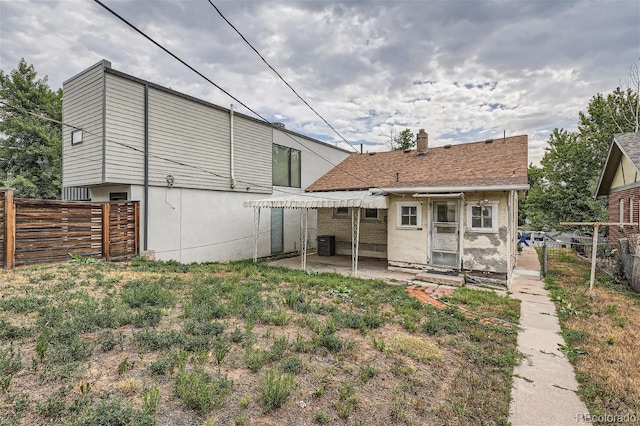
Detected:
left=416, top=129, right=428, bottom=155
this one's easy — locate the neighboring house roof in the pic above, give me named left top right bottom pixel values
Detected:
left=595, top=133, right=640, bottom=197
left=306, top=135, right=529, bottom=192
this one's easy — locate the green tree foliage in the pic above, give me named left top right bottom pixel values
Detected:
left=525, top=85, right=639, bottom=228
left=392, top=128, right=415, bottom=151
left=0, top=59, right=62, bottom=199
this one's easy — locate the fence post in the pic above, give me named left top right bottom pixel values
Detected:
left=3, top=189, right=15, bottom=270
left=134, top=202, right=140, bottom=255
left=542, top=236, right=547, bottom=277
left=102, top=203, right=111, bottom=261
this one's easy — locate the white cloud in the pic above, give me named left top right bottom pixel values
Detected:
left=1, top=0, right=639, bottom=167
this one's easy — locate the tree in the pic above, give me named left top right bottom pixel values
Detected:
left=525, top=73, right=639, bottom=228
left=0, top=59, right=62, bottom=199
left=392, top=128, right=415, bottom=151
left=525, top=129, right=607, bottom=228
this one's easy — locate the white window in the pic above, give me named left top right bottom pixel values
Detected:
left=363, top=208, right=378, bottom=220
left=620, top=199, right=625, bottom=230
left=397, top=202, right=421, bottom=229
left=630, top=197, right=634, bottom=226
left=467, top=201, right=498, bottom=233
left=71, top=129, right=83, bottom=145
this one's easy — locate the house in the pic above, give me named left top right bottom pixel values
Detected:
left=246, top=130, right=529, bottom=286
left=595, top=132, right=640, bottom=250
left=62, top=60, right=350, bottom=263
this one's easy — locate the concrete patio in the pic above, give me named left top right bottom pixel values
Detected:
left=268, top=254, right=415, bottom=281
left=268, top=253, right=466, bottom=287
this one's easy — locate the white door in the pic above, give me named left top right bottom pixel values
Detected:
left=431, top=200, right=460, bottom=268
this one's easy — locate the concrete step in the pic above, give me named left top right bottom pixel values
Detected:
left=413, top=271, right=464, bottom=286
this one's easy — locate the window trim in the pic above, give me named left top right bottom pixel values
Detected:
left=467, top=201, right=498, bottom=233
left=396, top=202, right=422, bottom=229
left=620, top=198, right=625, bottom=230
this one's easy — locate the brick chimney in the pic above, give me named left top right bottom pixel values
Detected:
left=416, top=129, right=428, bottom=155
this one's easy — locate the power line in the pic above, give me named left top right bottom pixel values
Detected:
left=92, top=0, right=381, bottom=191
left=207, top=1, right=349, bottom=149
left=0, top=99, right=375, bottom=255
left=0, top=99, right=372, bottom=201
left=206, top=0, right=398, bottom=180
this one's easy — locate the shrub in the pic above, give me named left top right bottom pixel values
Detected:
left=174, top=367, right=232, bottom=414
left=142, top=383, right=160, bottom=417
left=213, top=338, right=231, bottom=365
left=132, top=307, right=163, bottom=328
left=121, top=280, right=176, bottom=309
left=279, top=356, right=302, bottom=375
left=359, top=364, right=380, bottom=383
left=268, top=336, right=289, bottom=361
left=183, top=319, right=225, bottom=337
left=76, top=395, right=153, bottom=426
left=36, top=387, right=67, bottom=418
left=259, top=369, right=294, bottom=412
left=148, top=353, right=177, bottom=376
left=183, top=284, right=227, bottom=321
left=97, top=330, right=116, bottom=352
left=315, top=411, right=329, bottom=424
left=0, top=344, right=22, bottom=392
left=244, top=348, right=268, bottom=373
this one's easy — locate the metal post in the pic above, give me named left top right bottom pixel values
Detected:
left=253, top=207, right=261, bottom=263
left=589, top=223, right=599, bottom=299
left=352, top=207, right=361, bottom=277
left=300, top=208, right=308, bottom=270
left=542, top=236, right=547, bottom=277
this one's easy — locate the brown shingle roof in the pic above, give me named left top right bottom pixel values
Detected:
left=306, top=135, right=528, bottom=192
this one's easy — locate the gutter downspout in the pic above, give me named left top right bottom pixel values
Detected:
left=144, top=84, right=149, bottom=250
left=230, top=104, right=236, bottom=189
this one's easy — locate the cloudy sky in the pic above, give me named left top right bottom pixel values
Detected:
left=1, top=0, right=639, bottom=164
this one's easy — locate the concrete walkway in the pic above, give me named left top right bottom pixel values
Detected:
left=509, top=247, right=590, bottom=425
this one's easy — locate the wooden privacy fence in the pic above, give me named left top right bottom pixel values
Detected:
left=1, top=189, right=139, bottom=269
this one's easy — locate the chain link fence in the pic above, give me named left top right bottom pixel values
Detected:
left=518, top=230, right=617, bottom=277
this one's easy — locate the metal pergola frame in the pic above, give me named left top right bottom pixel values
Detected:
left=244, top=191, right=388, bottom=277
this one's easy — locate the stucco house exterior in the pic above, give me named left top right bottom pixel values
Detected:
left=246, top=131, right=529, bottom=285
left=595, top=133, right=640, bottom=250
left=62, top=60, right=350, bottom=263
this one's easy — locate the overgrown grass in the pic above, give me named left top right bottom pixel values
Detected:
left=0, top=258, right=521, bottom=425
left=544, top=249, right=640, bottom=420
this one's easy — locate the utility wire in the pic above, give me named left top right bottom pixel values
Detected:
left=92, top=0, right=382, bottom=191
left=0, top=99, right=373, bottom=254
left=0, top=99, right=374, bottom=201
left=206, top=0, right=397, bottom=180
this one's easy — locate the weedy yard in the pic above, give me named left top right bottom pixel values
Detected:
left=544, top=250, right=640, bottom=421
left=0, top=258, right=520, bottom=425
